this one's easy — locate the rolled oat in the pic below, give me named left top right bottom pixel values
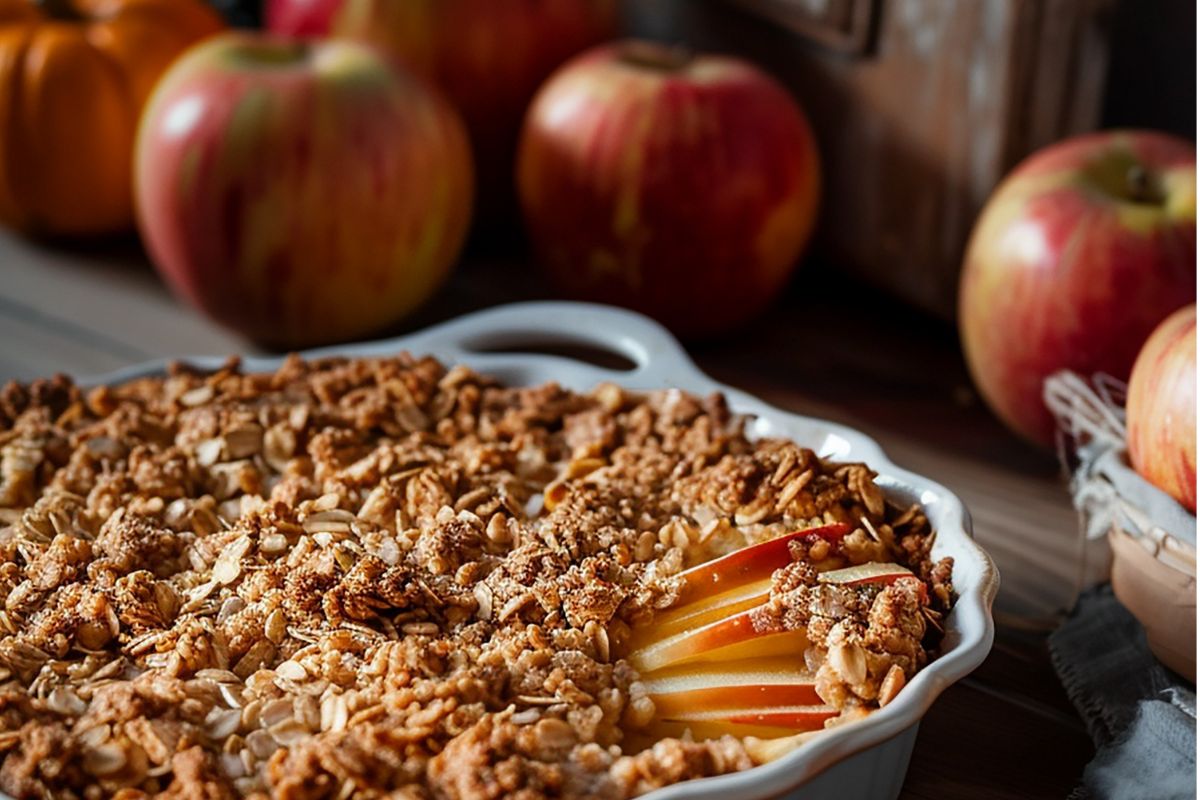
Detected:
left=0, top=355, right=952, bottom=799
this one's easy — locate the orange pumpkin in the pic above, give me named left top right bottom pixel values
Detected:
left=0, top=0, right=223, bottom=236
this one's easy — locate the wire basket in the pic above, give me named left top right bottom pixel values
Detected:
left=1045, top=371, right=1196, bottom=679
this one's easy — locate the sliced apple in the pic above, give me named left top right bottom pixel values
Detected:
left=649, top=558, right=916, bottom=642
left=632, top=523, right=851, bottom=645
left=673, top=523, right=851, bottom=608
left=652, top=683, right=821, bottom=717
left=641, top=577, right=774, bottom=641
left=626, top=526, right=859, bottom=673
left=643, top=657, right=821, bottom=716
left=743, top=729, right=824, bottom=763
left=628, top=607, right=808, bottom=673
left=662, top=704, right=838, bottom=731
left=620, top=531, right=922, bottom=746
left=818, top=562, right=914, bottom=586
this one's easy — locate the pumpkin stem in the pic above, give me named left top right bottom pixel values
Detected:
left=36, top=0, right=83, bottom=21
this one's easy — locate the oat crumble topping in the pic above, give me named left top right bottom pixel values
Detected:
left=0, top=355, right=952, bottom=799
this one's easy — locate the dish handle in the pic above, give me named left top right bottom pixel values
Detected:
left=399, top=301, right=712, bottom=389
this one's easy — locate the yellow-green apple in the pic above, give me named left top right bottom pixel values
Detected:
left=959, top=130, right=1196, bottom=446
left=135, top=33, right=472, bottom=346
left=264, top=0, right=617, bottom=222
left=1126, top=305, right=1196, bottom=511
left=517, top=40, right=821, bottom=338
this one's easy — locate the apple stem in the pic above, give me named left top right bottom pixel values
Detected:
left=620, top=41, right=694, bottom=72
left=37, top=0, right=81, bottom=21
left=1126, top=165, right=1152, bottom=204
left=236, top=39, right=312, bottom=67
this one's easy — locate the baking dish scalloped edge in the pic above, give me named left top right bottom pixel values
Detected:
left=70, top=300, right=998, bottom=800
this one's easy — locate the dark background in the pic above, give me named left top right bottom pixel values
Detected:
left=211, top=0, right=1197, bottom=140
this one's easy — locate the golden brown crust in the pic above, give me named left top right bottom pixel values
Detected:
left=0, top=356, right=950, bottom=799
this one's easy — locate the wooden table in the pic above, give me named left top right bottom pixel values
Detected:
left=0, top=232, right=1094, bottom=797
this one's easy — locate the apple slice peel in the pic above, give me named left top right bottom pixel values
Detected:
left=629, top=608, right=807, bottom=673
left=628, top=524, right=849, bottom=668
left=643, top=656, right=822, bottom=715
left=662, top=704, right=838, bottom=731
left=626, top=527, right=926, bottom=743
left=817, top=561, right=914, bottom=586
left=672, top=523, right=851, bottom=608
left=637, top=577, right=773, bottom=640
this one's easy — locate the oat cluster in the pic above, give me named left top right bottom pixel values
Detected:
left=0, top=355, right=951, bottom=799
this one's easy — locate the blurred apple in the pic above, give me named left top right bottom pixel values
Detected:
left=516, top=41, right=820, bottom=337
left=264, top=0, right=617, bottom=222
left=959, top=131, right=1196, bottom=446
left=1126, top=305, right=1196, bottom=511
left=261, top=0, right=337, bottom=34
left=135, top=33, right=472, bottom=347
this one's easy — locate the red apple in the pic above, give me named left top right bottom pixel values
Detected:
left=135, top=33, right=472, bottom=347
left=1127, top=305, right=1196, bottom=511
left=959, top=130, right=1196, bottom=446
left=264, top=0, right=617, bottom=221
left=263, top=0, right=339, bottom=35
left=517, top=40, right=821, bottom=338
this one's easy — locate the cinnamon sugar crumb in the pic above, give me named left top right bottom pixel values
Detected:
left=0, top=356, right=949, bottom=798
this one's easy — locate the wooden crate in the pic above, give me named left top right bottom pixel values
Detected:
left=624, top=0, right=1115, bottom=318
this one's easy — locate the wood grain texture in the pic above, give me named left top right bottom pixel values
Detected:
left=728, top=0, right=876, bottom=54
left=0, top=234, right=257, bottom=379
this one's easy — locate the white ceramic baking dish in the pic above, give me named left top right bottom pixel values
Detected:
left=77, top=301, right=999, bottom=800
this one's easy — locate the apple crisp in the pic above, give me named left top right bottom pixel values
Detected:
left=0, top=355, right=952, bottom=799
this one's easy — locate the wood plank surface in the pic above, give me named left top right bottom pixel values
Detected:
left=0, top=235, right=252, bottom=378
left=0, top=232, right=1095, bottom=797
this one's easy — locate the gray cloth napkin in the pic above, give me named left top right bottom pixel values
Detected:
left=1049, top=586, right=1196, bottom=800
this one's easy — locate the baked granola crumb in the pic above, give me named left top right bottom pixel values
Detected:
left=0, top=356, right=951, bottom=799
